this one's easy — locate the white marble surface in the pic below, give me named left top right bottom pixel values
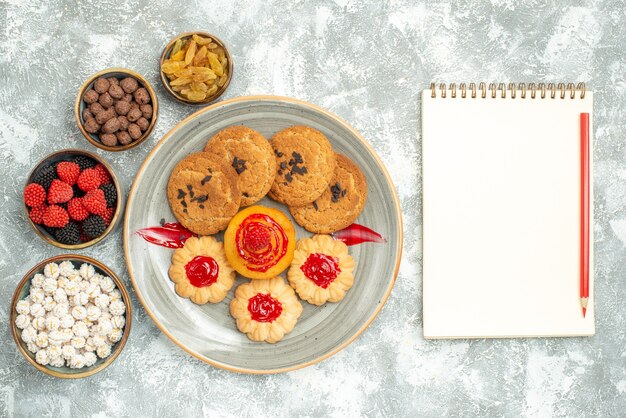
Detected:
left=1, top=0, right=625, bottom=416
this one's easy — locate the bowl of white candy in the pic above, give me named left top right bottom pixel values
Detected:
left=10, top=255, right=131, bottom=378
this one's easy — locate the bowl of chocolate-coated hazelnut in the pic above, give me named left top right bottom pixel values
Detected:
left=75, top=68, right=159, bottom=151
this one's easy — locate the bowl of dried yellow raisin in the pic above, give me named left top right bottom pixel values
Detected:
left=160, top=32, right=233, bottom=105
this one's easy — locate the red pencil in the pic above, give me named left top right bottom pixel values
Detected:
left=580, top=113, right=590, bottom=318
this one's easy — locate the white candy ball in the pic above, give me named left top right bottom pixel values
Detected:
left=29, top=288, right=45, bottom=304
left=71, top=306, right=87, bottom=320
left=79, top=263, right=95, bottom=280
left=42, top=277, right=58, bottom=294
left=16, top=300, right=30, bottom=315
left=109, top=300, right=126, bottom=316
left=46, top=345, right=62, bottom=359
left=53, top=288, right=68, bottom=304
left=71, top=292, right=88, bottom=307
left=15, top=314, right=30, bottom=329
left=32, top=317, right=46, bottom=331
left=58, top=260, right=75, bottom=277
left=35, top=349, right=49, bottom=365
left=86, top=283, right=101, bottom=299
left=60, top=328, right=73, bottom=342
left=43, top=296, right=56, bottom=312
left=52, top=303, right=69, bottom=318
left=31, top=273, right=45, bottom=288
left=64, top=281, right=80, bottom=296
left=70, top=336, right=86, bottom=349
left=108, top=328, right=123, bottom=343
left=100, top=277, right=115, bottom=294
left=79, top=280, right=90, bottom=292
left=45, top=316, right=60, bottom=331
left=43, top=263, right=60, bottom=279
left=91, top=334, right=107, bottom=348
left=94, top=294, right=111, bottom=309
left=97, top=318, right=113, bottom=336
left=59, top=314, right=75, bottom=329
left=49, top=355, right=65, bottom=368
left=57, top=276, right=69, bottom=290
left=72, top=321, right=90, bottom=338
left=84, top=352, right=97, bottom=367
left=21, top=326, right=37, bottom=343
left=96, top=344, right=112, bottom=359
left=30, top=303, right=45, bottom=318
left=90, top=274, right=103, bottom=287
left=86, top=306, right=101, bottom=322
left=61, top=345, right=76, bottom=360
left=27, top=342, right=40, bottom=354
left=48, top=330, right=64, bottom=346
left=35, top=332, right=49, bottom=348
left=111, top=315, right=125, bottom=329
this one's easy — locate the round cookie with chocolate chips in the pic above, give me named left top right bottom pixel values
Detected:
left=289, top=153, right=367, bottom=233
left=204, top=126, right=276, bottom=207
left=268, top=126, right=336, bottom=206
left=167, top=152, right=241, bottom=235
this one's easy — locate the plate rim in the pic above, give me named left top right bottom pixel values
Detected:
left=123, top=95, right=403, bottom=374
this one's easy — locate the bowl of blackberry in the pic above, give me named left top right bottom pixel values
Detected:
left=23, top=149, right=122, bottom=249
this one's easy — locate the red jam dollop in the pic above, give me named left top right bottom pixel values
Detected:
left=184, top=256, right=219, bottom=287
left=247, top=293, right=283, bottom=322
left=136, top=222, right=196, bottom=248
left=300, top=253, right=341, bottom=288
left=235, top=214, right=288, bottom=272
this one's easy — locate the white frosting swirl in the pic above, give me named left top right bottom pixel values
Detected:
left=42, top=296, right=56, bottom=312
left=71, top=336, right=86, bottom=349
left=35, top=331, right=49, bottom=348
left=30, top=303, right=45, bottom=318
left=71, top=292, right=89, bottom=307
left=84, top=352, right=97, bottom=367
left=53, top=288, right=68, bottom=304
left=71, top=306, right=87, bottom=320
left=31, top=317, right=46, bottom=331
left=86, top=306, right=101, bottom=322
left=111, top=315, right=125, bottom=329
left=46, top=345, right=62, bottom=359
left=94, top=294, right=111, bottom=309
left=49, top=355, right=65, bottom=368
left=61, top=344, right=76, bottom=360
left=108, top=328, right=123, bottom=343
left=64, top=281, right=80, bottom=296
left=59, top=314, right=75, bottom=329
left=72, top=321, right=89, bottom=338
left=99, top=276, right=115, bottom=294
left=29, top=288, right=45, bottom=304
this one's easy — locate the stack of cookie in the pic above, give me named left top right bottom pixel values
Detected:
left=166, top=124, right=367, bottom=235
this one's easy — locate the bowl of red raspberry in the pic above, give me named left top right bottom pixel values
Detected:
left=23, top=149, right=122, bottom=249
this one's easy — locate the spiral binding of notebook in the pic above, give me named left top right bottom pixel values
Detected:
left=429, top=82, right=586, bottom=99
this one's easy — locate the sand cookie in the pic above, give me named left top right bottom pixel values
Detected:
left=169, top=236, right=236, bottom=304
left=167, top=152, right=241, bottom=235
left=204, top=126, right=276, bottom=206
left=268, top=126, right=336, bottom=206
left=230, top=277, right=303, bottom=343
left=289, top=154, right=367, bottom=233
left=287, top=235, right=355, bottom=306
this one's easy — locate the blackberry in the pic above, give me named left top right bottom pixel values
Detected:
left=54, top=222, right=81, bottom=245
left=82, top=215, right=106, bottom=239
left=74, top=155, right=96, bottom=170
left=100, top=183, right=117, bottom=207
left=31, top=165, right=58, bottom=190
left=72, top=184, right=85, bottom=198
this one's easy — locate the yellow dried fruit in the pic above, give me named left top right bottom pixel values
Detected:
left=184, top=40, right=197, bottom=65
left=192, top=34, right=212, bottom=46
left=162, top=34, right=229, bottom=101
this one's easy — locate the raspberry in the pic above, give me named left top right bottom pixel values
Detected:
left=77, top=168, right=102, bottom=192
left=43, top=205, right=69, bottom=228
left=243, top=225, right=271, bottom=252
left=67, top=198, right=89, bottom=221
left=55, top=222, right=81, bottom=245
left=100, top=183, right=117, bottom=207
left=82, top=215, right=107, bottom=239
left=56, top=161, right=80, bottom=185
left=82, top=189, right=107, bottom=216
left=93, top=164, right=112, bottom=185
left=24, top=183, right=46, bottom=207
left=74, top=155, right=96, bottom=171
left=29, top=204, right=47, bottom=224
left=32, top=165, right=58, bottom=190
left=102, top=207, right=115, bottom=225
left=47, top=179, right=73, bottom=204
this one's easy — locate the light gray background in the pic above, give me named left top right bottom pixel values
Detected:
left=1, top=0, right=625, bottom=416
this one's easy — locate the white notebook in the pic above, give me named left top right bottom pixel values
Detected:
left=422, top=83, right=595, bottom=339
